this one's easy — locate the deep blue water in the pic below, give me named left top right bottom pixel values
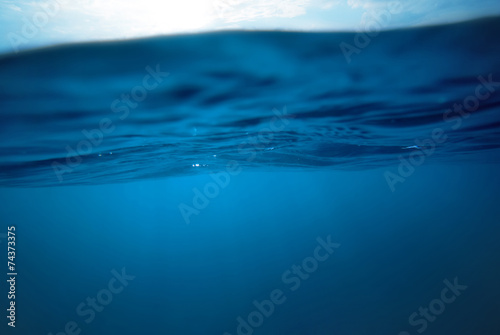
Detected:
left=0, top=17, right=500, bottom=335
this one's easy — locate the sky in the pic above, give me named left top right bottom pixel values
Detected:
left=0, top=0, right=499, bottom=54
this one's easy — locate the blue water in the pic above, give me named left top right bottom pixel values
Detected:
left=0, top=17, right=500, bottom=335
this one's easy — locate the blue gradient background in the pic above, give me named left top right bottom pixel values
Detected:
left=1, top=164, right=500, bottom=334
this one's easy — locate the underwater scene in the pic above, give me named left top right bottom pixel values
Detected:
left=0, top=5, right=499, bottom=335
